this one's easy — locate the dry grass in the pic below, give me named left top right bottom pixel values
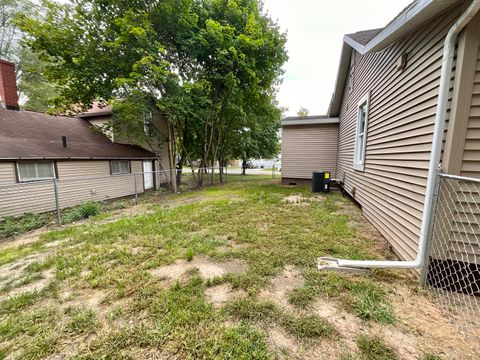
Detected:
left=0, top=180, right=477, bottom=359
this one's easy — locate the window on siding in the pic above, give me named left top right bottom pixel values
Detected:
left=110, top=160, right=131, bottom=175
left=354, top=93, right=369, bottom=171
left=17, top=162, right=55, bottom=182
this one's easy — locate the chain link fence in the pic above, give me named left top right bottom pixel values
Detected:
left=425, top=173, right=480, bottom=338
left=0, top=166, right=278, bottom=225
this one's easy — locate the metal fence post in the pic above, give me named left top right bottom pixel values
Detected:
left=53, top=178, right=61, bottom=226
left=133, top=172, right=138, bottom=205
left=420, top=167, right=441, bottom=286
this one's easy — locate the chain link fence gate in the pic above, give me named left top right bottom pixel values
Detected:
left=424, top=172, right=480, bottom=339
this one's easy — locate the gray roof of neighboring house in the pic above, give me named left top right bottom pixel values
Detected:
left=0, top=108, right=156, bottom=160
left=282, top=115, right=339, bottom=126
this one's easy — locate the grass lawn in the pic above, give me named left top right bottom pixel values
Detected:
left=0, top=179, right=477, bottom=359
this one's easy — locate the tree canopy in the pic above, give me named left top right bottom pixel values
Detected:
left=0, top=0, right=59, bottom=111
left=17, top=0, right=287, bottom=184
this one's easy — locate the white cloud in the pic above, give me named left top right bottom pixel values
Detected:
left=263, top=0, right=413, bottom=116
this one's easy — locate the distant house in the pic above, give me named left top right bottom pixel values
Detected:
left=281, top=0, right=480, bottom=270
left=77, top=100, right=171, bottom=191
left=0, top=59, right=164, bottom=218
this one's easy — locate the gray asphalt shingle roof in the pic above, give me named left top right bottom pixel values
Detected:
left=0, top=108, right=155, bottom=160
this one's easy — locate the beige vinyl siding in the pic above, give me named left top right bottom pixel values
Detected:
left=460, top=47, right=480, bottom=177
left=56, top=161, right=143, bottom=209
left=282, top=124, right=338, bottom=179
left=0, top=160, right=145, bottom=219
left=336, top=8, right=463, bottom=261
left=0, top=163, right=15, bottom=183
left=0, top=162, right=56, bottom=218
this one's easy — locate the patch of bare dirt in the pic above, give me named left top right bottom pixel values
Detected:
left=311, top=287, right=480, bottom=359
left=149, top=255, right=248, bottom=284
left=282, top=195, right=325, bottom=206
left=0, top=228, right=46, bottom=250
left=0, top=252, right=49, bottom=290
left=267, top=326, right=348, bottom=360
left=335, top=202, right=391, bottom=254
left=313, top=298, right=360, bottom=351
left=260, top=265, right=304, bottom=309
left=205, top=283, right=246, bottom=308
left=0, top=269, right=54, bottom=301
left=160, top=194, right=212, bottom=209
left=60, top=288, right=106, bottom=310
left=389, top=283, right=480, bottom=358
left=313, top=297, right=423, bottom=358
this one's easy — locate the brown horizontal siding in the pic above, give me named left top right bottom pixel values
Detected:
left=282, top=124, right=338, bottom=179
left=336, top=8, right=462, bottom=261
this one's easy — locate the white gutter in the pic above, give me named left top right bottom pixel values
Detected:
left=320, top=0, right=480, bottom=270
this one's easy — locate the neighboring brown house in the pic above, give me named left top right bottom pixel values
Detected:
left=0, top=59, right=158, bottom=218
left=282, top=0, right=480, bottom=272
left=78, top=101, right=171, bottom=191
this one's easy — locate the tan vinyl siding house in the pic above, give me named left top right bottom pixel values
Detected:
left=334, top=8, right=465, bottom=262
left=281, top=117, right=339, bottom=184
left=282, top=0, right=480, bottom=272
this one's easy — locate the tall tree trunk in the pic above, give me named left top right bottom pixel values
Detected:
left=176, top=151, right=185, bottom=187
left=242, top=159, right=247, bottom=175
left=167, top=123, right=177, bottom=193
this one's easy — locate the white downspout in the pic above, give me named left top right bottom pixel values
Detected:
left=320, top=0, right=480, bottom=270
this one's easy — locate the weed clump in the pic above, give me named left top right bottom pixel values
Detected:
left=62, top=201, right=103, bottom=223
left=0, top=213, right=47, bottom=238
left=357, top=334, right=397, bottom=360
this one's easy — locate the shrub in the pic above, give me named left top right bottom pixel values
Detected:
left=62, top=201, right=103, bottom=223
left=0, top=213, right=47, bottom=238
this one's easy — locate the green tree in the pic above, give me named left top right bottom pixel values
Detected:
left=225, top=92, right=281, bottom=174
left=17, top=0, right=287, bottom=186
left=17, top=46, right=58, bottom=112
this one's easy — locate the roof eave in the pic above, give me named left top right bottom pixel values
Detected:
left=327, top=43, right=352, bottom=117
left=282, top=117, right=339, bottom=126
left=0, top=156, right=156, bottom=161
left=328, top=0, right=463, bottom=117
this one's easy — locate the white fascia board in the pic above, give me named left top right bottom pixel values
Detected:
left=327, top=43, right=352, bottom=117
left=343, top=35, right=366, bottom=54
left=281, top=118, right=339, bottom=126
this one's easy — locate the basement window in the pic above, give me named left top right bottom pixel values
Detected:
left=354, top=93, right=370, bottom=171
left=110, top=160, right=131, bottom=175
left=17, top=161, right=55, bottom=182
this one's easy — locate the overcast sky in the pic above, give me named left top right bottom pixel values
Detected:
left=262, top=0, right=413, bottom=116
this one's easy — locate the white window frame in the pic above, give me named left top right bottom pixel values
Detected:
left=353, top=93, right=370, bottom=172
left=110, top=160, right=131, bottom=175
left=16, top=161, right=56, bottom=182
